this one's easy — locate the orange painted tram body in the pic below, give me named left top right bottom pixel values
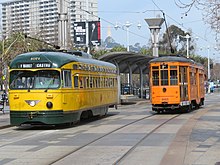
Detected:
left=149, top=56, right=205, bottom=112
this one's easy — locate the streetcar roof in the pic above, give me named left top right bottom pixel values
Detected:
left=9, top=51, right=116, bottom=69
left=149, top=55, right=204, bottom=69
left=149, top=56, right=193, bottom=63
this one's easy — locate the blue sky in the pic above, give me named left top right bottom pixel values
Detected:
left=98, top=0, right=219, bottom=60
left=0, top=0, right=217, bottom=60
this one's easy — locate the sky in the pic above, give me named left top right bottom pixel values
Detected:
left=0, top=0, right=218, bottom=61
left=98, top=0, right=219, bottom=61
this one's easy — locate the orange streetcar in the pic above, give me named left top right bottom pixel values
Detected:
left=149, top=56, right=205, bottom=112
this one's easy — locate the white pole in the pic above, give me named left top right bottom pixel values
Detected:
left=207, top=46, right=210, bottom=80
left=125, top=21, right=131, bottom=52
left=57, top=0, right=68, bottom=50
left=126, top=27, right=129, bottom=51
left=86, top=0, right=90, bottom=54
left=186, top=34, right=190, bottom=58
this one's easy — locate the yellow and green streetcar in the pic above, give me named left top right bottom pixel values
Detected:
left=9, top=51, right=118, bottom=126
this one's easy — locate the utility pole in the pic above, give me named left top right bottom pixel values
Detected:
left=178, top=34, right=190, bottom=58
left=186, top=34, right=190, bottom=58
left=57, top=0, right=68, bottom=50
left=207, top=46, right=210, bottom=80
left=86, top=0, right=90, bottom=54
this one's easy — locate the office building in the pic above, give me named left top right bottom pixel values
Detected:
left=1, top=0, right=98, bottom=45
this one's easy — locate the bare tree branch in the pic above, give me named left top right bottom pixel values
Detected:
left=175, top=0, right=220, bottom=48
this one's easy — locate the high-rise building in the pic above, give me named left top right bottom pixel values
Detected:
left=1, top=0, right=98, bottom=46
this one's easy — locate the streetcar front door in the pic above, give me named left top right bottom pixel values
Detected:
left=179, top=67, right=188, bottom=101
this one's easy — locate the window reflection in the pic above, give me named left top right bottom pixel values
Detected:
left=10, top=70, right=60, bottom=89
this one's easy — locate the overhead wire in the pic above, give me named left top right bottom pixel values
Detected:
left=57, top=0, right=215, bottom=47
left=162, top=13, right=175, bottom=54
left=150, top=0, right=215, bottom=45
left=57, top=0, right=149, bottom=40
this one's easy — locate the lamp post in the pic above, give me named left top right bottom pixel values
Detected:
left=114, top=21, right=142, bottom=51
left=125, top=21, right=131, bottom=51
left=207, top=46, right=210, bottom=80
left=114, top=21, right=141, bottom=86
left=199, top=46, right=212, bottom=80
left=186, top=34, right=190, bottom=58
left=178, top=34, right=191, bottom=58
left=145, top=18, right=164, bottom=57
left=115, top=21, right=135, bottom=51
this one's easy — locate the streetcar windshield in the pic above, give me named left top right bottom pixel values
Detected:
left=151, top=65, right=178, bottom=86
left=10, top=70, right=60, bottom=89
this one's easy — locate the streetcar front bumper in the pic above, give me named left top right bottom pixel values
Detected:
left=10, top=110, right=80, bottom=126
left=152, top=104, right=180, bottom=111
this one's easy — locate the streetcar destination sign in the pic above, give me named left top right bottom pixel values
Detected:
left=18, top=63, right=52, bottom=68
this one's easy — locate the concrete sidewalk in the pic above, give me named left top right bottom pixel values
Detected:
left=0, top=106, right=10, bottom=128
left=160, top=93, right=220, bottom=165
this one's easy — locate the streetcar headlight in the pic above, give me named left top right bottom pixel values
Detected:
left=25, top=100, right=40, bottom=107
left=163, top=88, right=167, bottom=93
left=46, top=101, right=53, bottom=109
left=29, top=101, right=36, bottom=107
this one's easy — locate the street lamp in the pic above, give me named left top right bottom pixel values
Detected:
left=177, top=34, right=191, bottom=58
left=114, top=21, right=141, bottom=52
left=125, top=21, right=131, bottom=51
left=114, top=21, right=142, bottom=85
left=115, top=21, right=130, bottom=51
left=145, top=18, right=164, bottom=57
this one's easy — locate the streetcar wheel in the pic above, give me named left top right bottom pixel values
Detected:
left=188, top=104, right=192, bottom=112
left=81, top=111, right=89, bottom=119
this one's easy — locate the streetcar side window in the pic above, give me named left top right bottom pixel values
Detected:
left=96, top=77, right=99, bottom=88
left=83, top=77, right=87, bottom=88
left=190, top=72, right=196, bottom=85
left=170, top=70, right=178, bottom=85
left=152, top=71, right=159, bottom=86
left=62, top=70, right=72, bottom=88
left=86, top=77, right=89, bottom=88
left=100, top=77, right=104, bottom=88
left=90, top=77, right=93, bottom=88
left=74, top=76, right=79, bottom=88
left=79, top=77, right=83, bottom=88
left=93, top=77, right=97, bottom=88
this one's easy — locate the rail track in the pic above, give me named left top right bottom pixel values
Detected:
left=113, top=114, right=181, bottom=164
left=50, top=113, right=182, bottom=165
left=49, top=113, right=156, bottom=164
left=0, top=94, right=219, bottom=165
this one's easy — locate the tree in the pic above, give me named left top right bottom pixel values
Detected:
left=159, top=25, right=184, bottom=54
left=139, top=47, right=152, bottom=55
left=0, top=32, right=54, bottom=90
left=158, top=25, right=196, bottom=56
left=175, top=0, right=219, bottom=33
left=190, top=54, right=207, bottom=65
left=91, top=49, right=108, bottom=59
left=1, top=32, right=52, bottom=64
left=110, top=45, right=127, bottom=52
